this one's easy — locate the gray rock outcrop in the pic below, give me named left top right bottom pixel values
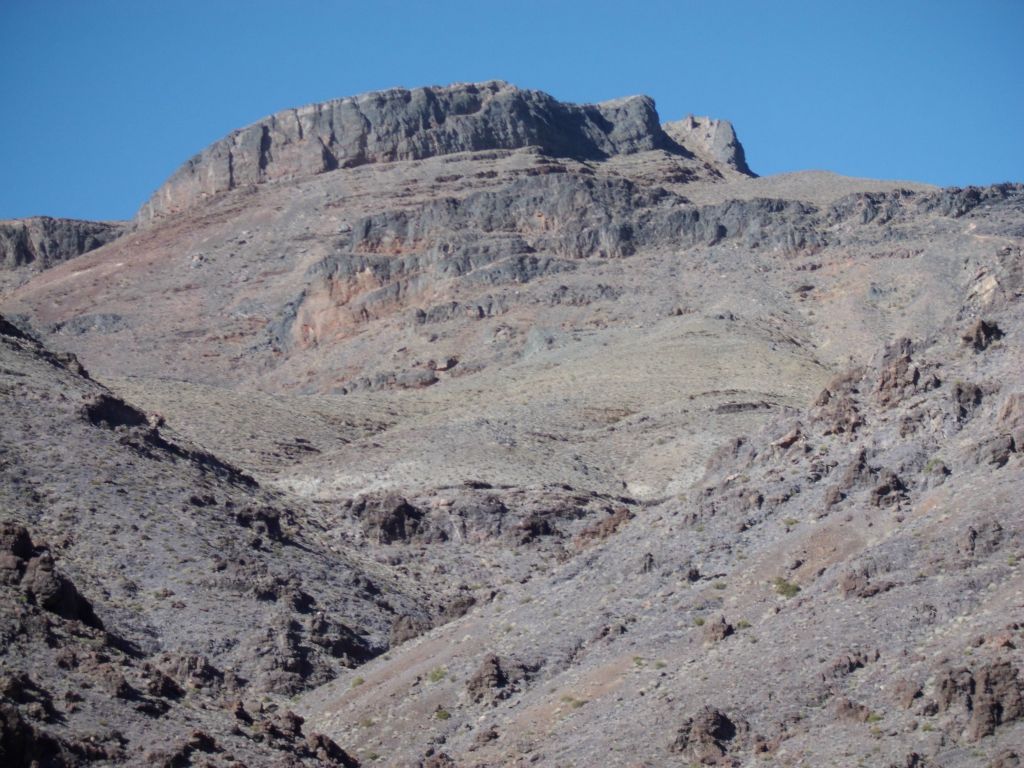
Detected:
left=137, top=81, right=753, bottom=221
left=0, top=217, right=124, bottom=271
left=664, top=115, right=753, bottom=175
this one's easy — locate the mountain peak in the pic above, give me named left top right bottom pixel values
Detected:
left=137, top=82, right=750, bottom=221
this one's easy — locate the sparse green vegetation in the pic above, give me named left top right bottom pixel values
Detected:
left=773, top=577, right=801, bottom=598
left=735, top=619, right=752, bottom=630
left=865, top=711, right=884, bottom=723
left=713, top=581, right=727, bottom=590
left=351, top=676, right=365, bottom=688
left=434, top=708, right=451, bottom=720
left=783, top=517, right=800, bottom=527
left=427, top=666, right=447, bottom=683
left=693, top=617, right=706, bottom=626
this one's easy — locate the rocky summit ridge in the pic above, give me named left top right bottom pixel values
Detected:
left=136, top=81, right=751, bottom=221
left=1, top=82, right=1023, bottom=767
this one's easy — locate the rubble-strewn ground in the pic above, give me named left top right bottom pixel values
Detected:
left=1, top=82, right=1021, bottom=766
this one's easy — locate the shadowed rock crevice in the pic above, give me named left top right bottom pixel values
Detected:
left=2, top=522, right=103, bottom=629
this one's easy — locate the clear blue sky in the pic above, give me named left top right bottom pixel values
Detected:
left=1, top=0, right=1021, bottom=221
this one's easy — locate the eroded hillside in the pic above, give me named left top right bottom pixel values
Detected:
left=1, top=82, right=1022, bottom=767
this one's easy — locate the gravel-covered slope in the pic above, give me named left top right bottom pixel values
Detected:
left=1, top=82, right=1022, bottom=767
left=0, top=316, right=440, bottom=765
left=298, top=241, right=1024, bottom=767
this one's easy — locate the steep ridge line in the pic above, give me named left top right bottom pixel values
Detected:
left=136, top=80, right=752, bottom=221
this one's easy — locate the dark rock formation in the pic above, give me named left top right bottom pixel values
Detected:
left=465, top=654, right=510, bottom=704
left=702, top=615, right=735, bottom=643
left=669, top=706, right=748, bottom=762
left=930, top=659, right=1024, bottom=741
left=0, top=703, right=65, bottom=768
left=0, top=217, right=124, bottom=271
left=349, top=494, right=424, bottom=544
left=390, top=614, right=431, bottom=647
left=962, top=319, right=1004, bottom=351
left=1, top=522, right=101, bottom=628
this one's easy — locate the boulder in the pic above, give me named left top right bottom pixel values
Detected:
left=669, top=706, right=748, bottom=762
left=702, top=616, right=734, bottom=644
left=466, top=654, right=511, bottom=704
left=961, top=319, right=1003, bottom=351
left=930, top=659, right=1024, bottom=741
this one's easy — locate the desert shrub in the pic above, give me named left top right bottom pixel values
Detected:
left=772, top=577, right=801, bottom=598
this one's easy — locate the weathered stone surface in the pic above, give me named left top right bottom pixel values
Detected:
left=21, top=552, right=102, bottom=628
left=349, top=494, right=424, bottom=544
left=139, top=81, right=683, bottom=221
left=0, top=703, right=65, bottom=767
left=465, top=654, right=510, bottom=704
left=669, top=706, right=748, bottom=762
left=663, top=115, right=753, bottom=175
left=962, top=318, right=1003, bottom=351
left=390, top=614, right=431, bottom=647
left=930, top=660, right=1024, bottom=741
left=0, top=523, right=102, bottom=629
left=0, top=217, right=124, bottom=271
left=702, top=615, right=735, bottom=643
left=973, top=434, right=1016, bottom=468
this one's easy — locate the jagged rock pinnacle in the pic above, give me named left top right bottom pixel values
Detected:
left=663, top=115, right=753, bottom=176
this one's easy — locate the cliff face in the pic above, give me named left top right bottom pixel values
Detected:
left=136, top=81, right=750, bottom=221
left=0, top=217, right=124, bottom=271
